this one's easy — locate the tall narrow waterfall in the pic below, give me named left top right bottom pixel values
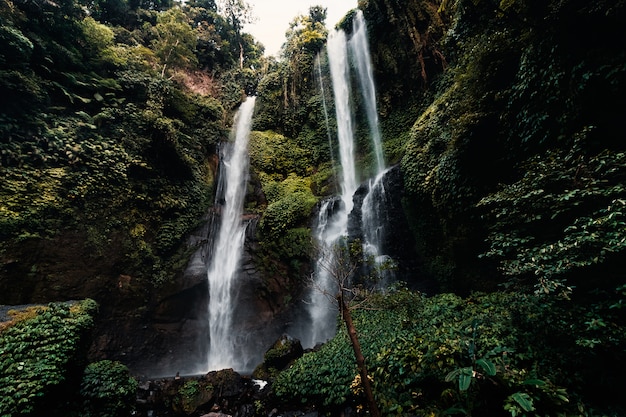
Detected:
left=206, top=97, right=256, bottom=371
left=328, top=29, right=358, bottom=202
left=316, top=53, right=338, bottom=194
left=299, top=10, right=395, bottom=348
left=349, top=10, right=385, bottom=174
left=350, top=11, right=393, bottom=278
left=300, top=29, right=359, bottom=348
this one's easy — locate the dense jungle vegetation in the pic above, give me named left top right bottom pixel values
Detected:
left=1, top=0, right=625, bottom=415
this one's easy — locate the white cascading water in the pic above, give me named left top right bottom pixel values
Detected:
left=350, top=11, right=394, bottom=279
left=302, top=29, right=359, bottom=348
left=206, top=97, right=256, bottom=371
left=328, top=29, right=358, bottom=203
left=361, top=168, right=395, bottom=286
left=349, top=10, right=385, bottom=175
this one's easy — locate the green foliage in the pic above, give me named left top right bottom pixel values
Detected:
left=254, top=6, right=329, bottom=139
left=273, top=325, right=354, bottom=409
left=359, top=0, right=446, bottom=107
left=169, top=378, right=215, bottom=414
left=398, top=0, right=626, bottom=294
left=274, top=289, right=625, bottom=415
left=249, top=131, right=312, bottom=178
left=150, top=7, right=198, bottom=76
left=0, top=21, right=224, bottom=283
left=80, top=360, right=138, bottom=417
left=259, top=191, right=317, bottom=240
left=0, top=25, right=34, bottom=66
left=0, top=300, right=98, bottom=417
left=80, top=16, right=115, bottom=59
left=248, top=128, right=319, bottom=279
left=478, top=131, right=626, bottom=293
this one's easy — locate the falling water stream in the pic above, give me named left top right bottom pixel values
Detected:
left=300, top=28, right=360, bottom=348
left=303, top=10, right=394, bottom=346
left=316, top=53, right=338, bottom=195
left=350, top=10, right=391, bottom=275
left=327, top=29, right=358, bottom=203
left=206, top=97, right=256, bottom=372
left=350, top=10, right=385, bottom=175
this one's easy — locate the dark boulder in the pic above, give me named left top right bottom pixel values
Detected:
left=136, top=369, right=261, bottom=416
left=252, top=334, right=304, bottom=380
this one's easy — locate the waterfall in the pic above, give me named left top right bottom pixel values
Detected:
left=349, top=10, right=393, bottom=280
left=206, top=97, right=256, bottom=372
left=298, top=29, right=359, bottom=348
left=327, top=29, right=358, bottom=203
left=298, top=10, right=395, bottom=348
left=360, top=168, right=395, bottom=285
left=349, top=10, right=385, bottom=175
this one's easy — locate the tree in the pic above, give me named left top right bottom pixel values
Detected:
left=315, top=240, right=381, bottom=417
left=150, top=7, right=197, bottom=77
left=81, top=0, right=130, bottom=26
left=80, top=16, right=115, bottom=60
left=308, top=5, right=327, bottom=25
left=217, top=0, right=254, bottom=68
left=186, top=0, right=217, bottom=11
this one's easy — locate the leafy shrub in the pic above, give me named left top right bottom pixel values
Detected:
left=258, top=191, right=317, bottom=240
left=249, top=130, right=312, bottom=178
left=478, top=130, right=626, bottom=294
left=0, top=300, right=98, bottom=416
left=273, top=289, right=625, bottom=416
left=80, top=360, right=138, bottom=417
left=0, top=25, right=34, bottom=66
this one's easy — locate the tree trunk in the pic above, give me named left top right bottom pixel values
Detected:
left=338, top=293, right=381, bottom=417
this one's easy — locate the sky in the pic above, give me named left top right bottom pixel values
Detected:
left=243, top=0, right=358, bottom=57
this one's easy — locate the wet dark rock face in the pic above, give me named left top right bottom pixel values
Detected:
left=136, top=369, right=263, bottom=417
left=348, top=165, right=435, bottom=292
left=136, top=367, right=326, bottom=417
left=127, top=217, right=295, bottom=378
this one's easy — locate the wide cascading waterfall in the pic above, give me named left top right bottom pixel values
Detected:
left=206, top=97, right=256, bottom=372
left=349, top=9, right=385, bottom=175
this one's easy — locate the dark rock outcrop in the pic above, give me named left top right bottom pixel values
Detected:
left=348, top=165, right=434, bottom=292
left=136, top=369, right=265, bottom=416
left=252, top=334, right=304, bottom=380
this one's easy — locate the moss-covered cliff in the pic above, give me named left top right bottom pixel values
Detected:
left=0, top=0, right=268, bottom=372
left=358, top=0, right=626, bottom=295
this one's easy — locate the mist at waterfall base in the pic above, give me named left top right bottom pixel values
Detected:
left=287, top=10, right=396, bottom=349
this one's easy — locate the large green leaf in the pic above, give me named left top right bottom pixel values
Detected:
left=522, top=378, right=546, bottom=387
left=458, top=367, right=473, bottom=391
left=476, top=358, right=496, bottom=376
left=511, top=392, right=534, bottom=412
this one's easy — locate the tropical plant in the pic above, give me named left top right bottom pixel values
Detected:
left=150, top=7, right=198, bottom=77
left=80, top=360, right=138, bottom=417
left=0, top=300, right=98, bottom=416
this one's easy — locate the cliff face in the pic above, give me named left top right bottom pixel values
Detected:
left=359, top=0, right=626, bottom=294
left=347, top=165, right=436, bottom=293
